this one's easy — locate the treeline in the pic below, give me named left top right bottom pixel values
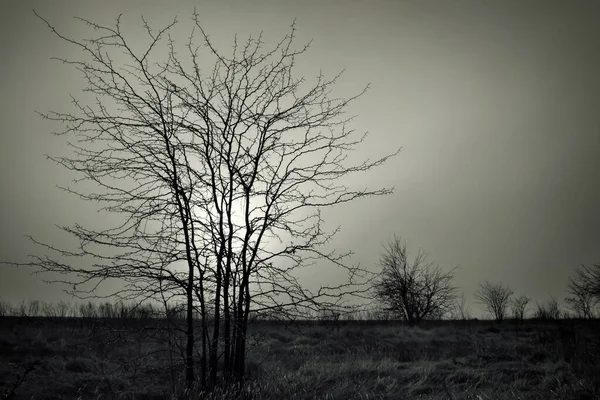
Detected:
left=0, top=299, right=392, bottom=321
left=465, top=262, right=600, bottom=323
left=0, top=296, right=596, bottom=322
left=1, top=259, right=598, bottom=323
left=0, top=299, right=181, bottom=319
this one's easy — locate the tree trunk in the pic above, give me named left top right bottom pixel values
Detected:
left=209, top=258, right=223, bottom=388
left=185, top=282, right=195, bottom=390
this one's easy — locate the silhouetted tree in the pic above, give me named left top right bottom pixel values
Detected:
left=511, top=295, right=530, bottom=321
left=5, top=10, right=399, bottom=392
left=566, top=263, right=600, bottom=319
left=534, top=295, right=561, bottom=320
left=372, top=236, right=457, bottom=325
left=572, top=263, right=600, bottom=297
left=41, top=301, right=57, bottom=317
left=474, top=281, right=513, bottom=322
left=27, top=300, right=41, bottom=317
left=56, top=301, right=72, bottom=318
left=15, top=300, right=27, bottom=317
left=0, top=300, right=10, bottom=317
left=565, top=292, right=597, bottom=319
left=79, top=301, right=98, bottom=318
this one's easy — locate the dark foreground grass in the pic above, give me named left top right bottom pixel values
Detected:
left=1, top=317, right=599, bottom=399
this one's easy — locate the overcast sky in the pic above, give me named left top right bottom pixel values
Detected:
left=1, top=0, right=599, bottom=317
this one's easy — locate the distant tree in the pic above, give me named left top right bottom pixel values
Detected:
left=565, top=292, right=597, bottom=319
left=572, top=263, right=600, bottom=297
left=56, top=301, right=72, bottom=318
left=98, top=302, right=116, bottom=319
left=566, top=263, right=600, bottom=319
left=511, top=295, right=531, bottom=321
left=371, top=236, right=458, bottom=325
left=27, top=300, right=41, bottom=317
left=474, top=281, right=513, bottom=322
left=534, top=295, right=561, bottom=320
left=16, top=300, right=27, bottom=317
left=79, top=301, right=98, bottom=318
left=41, top=301, right=57, bottom=317
left=0, top=300, right=10, bottom=317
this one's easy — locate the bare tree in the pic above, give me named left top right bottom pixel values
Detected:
left=474, top=281, right=513, bottom=322
left=79, top=301, right=98, bottom=318
left=15, top=300, right=27, bottom=317
left=56, top=301, right=72, bottom=318
left=372, top=236, right=457, bottom=325
left=534, top=295, right=561, bottom=320
left=5, top=10, right=398, bottom=392
left=98, top=302, right=117, bottom=319
left=565, top=292, right=598, bottom=319
left=0, top=300, right=11, bottom=317
left=511, top=295, right=530, bottom=321
left=571, top=263, right=600, bottom=297
left=27, top=300, right=41, bottom=317
left=41, top=301, right=57, bottom=317
left=566, top=263, right=600, bottom=319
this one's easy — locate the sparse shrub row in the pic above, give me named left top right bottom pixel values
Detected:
left=0, top=296, right=596, bottom=322
left=0, top=299, right=180, bottom=319
left=369, top=236, right=600, bottom=324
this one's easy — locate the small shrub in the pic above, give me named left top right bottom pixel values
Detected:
left=534, top=296, right=562, bottom=320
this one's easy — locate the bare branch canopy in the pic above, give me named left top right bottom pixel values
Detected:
left=6, top=9, right=400, bottom=390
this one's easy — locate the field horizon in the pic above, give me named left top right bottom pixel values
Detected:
left=1, top=315, right=599, bottom=399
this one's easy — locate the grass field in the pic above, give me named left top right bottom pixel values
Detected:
left=1, top=317, right=599, bottom=399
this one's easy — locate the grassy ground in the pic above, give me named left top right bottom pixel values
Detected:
left=1, top=317, right=599, bottom=399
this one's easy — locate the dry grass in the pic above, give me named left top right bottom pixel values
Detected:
left=0, top=318, right=598, bottom=399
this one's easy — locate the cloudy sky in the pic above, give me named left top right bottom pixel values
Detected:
left=1, top=0, right=599, bottom=317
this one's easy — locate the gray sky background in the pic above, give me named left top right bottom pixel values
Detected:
left=1, top=0, right=599, bottom=317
